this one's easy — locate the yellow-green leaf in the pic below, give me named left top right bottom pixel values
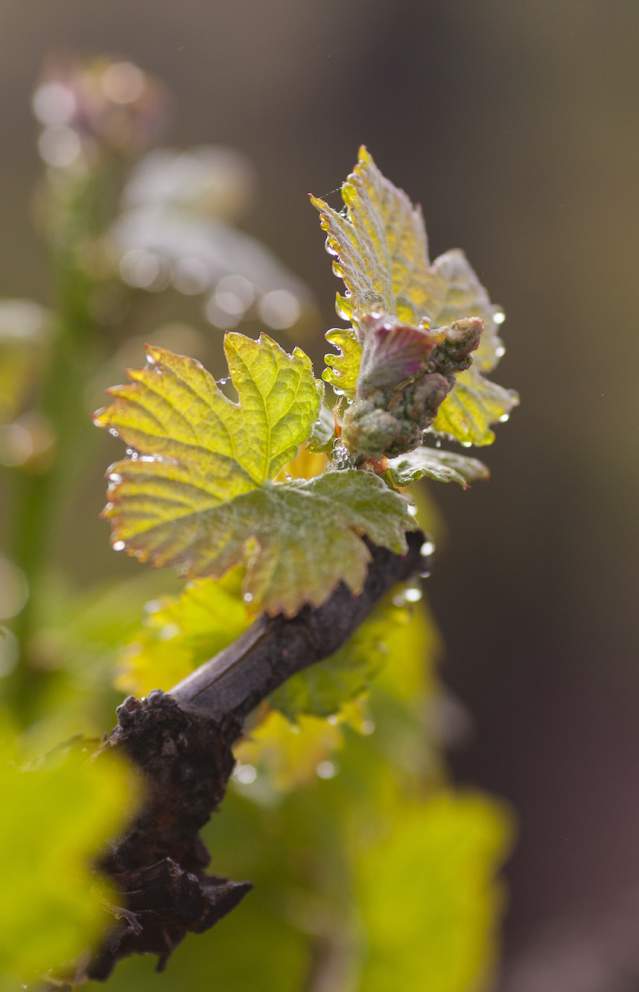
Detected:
left=150, top=470, right=410, bottom=616
left=431, top=249, right=504, bottom=373
left=433, top=366, right=518, bottom=446
left=311, top=146, right=445, bottom=326
left=96, top=341, right=412, bottom=615
left=0, top=721, right=139, bottom=986
left=385, top=446, right=490, bottom=489
left=429, top=251, right=519, bottom=441
left=322, top=327, right=362, bottom=398
left=355, top=791, right=514, bottom=992
left=96, top=333, right=321, bottom=495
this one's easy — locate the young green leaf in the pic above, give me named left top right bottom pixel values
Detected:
left=96, top=335, right=413, bottom=616
left=96, top=333, right=321, bottom=493
left=312, top=148, right=518, bottom=446
left=310, top=145, right=443, bottom=326
left=426, top=249, right=518, bottom=443
left=432, top=369, right=516, bottom=446
left=322, top=327, right=361, bottom=398
left=385, top=447, right=490, bottom=489
left=426, top=249, right=502, bottom=371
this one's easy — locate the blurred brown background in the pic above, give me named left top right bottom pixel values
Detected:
left=1, top=0, right=638, bottom=983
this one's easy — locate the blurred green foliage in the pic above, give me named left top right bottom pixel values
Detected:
left=0, top=718, right=139, bottom=988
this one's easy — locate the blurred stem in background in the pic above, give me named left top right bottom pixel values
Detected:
left=4, top=57, right=166, bottom=719
left=9, top=172, right=108, bottom=713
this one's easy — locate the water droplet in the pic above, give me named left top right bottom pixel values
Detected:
left=108, top=427, right=120, bottom=438
left=462, top=441, right=472, bottom=448
left=420, top=540, right=435, bottom=557
left=499, top=413, right=510, bottom=423
left=216, top=376, right=230, bottom=386
left=113, top=540, right=126, bottom=552
left=108, top=472, right=123, bottom=484
left=404, top=586, right=423, bottom=603
left=361, top=719, right=375, bottom=736
left=407, top=503, right=418, bottom=517
left=393, top=584, right=423, bottom=607
left=146, top=353, right=156, bottom=366
left=493, top=309, right=506, bottom=325
left=126, top=448, right=139, bottom=460
left=159, top=623, right=179, bottom=640
left=495, top=344, right=506, bottom=359
left=234, top=763, right=258, bottom=786
left=435, top=438, right=442, bottom=448
left=243, top=592, right=254, bottom=604
left=316, top=760, right=337, bottom=780
left=331, top=439, right=352, bottom=469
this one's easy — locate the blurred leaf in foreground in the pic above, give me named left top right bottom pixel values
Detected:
left=96, top=335, right=412, bottom=616
left=355, top=791, right=514, bottom=992
left=0, top=720, right=139, bottom=988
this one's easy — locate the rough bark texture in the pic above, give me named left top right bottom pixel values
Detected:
left=87, top=531, right=425, bottom=980
left=88, top=695, right=248, bottom=980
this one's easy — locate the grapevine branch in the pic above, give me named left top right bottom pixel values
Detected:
left=87, top=529, right=426, bottom=981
